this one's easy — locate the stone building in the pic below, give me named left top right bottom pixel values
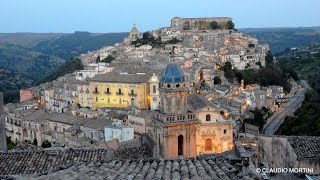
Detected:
left=258, top=136, right=320, bottom=175
left=124, top=24, right=141, bottom=43
left=89, top=68, right=162, bottom=110
left=129, top=64, right=234, bottom=159
left=171, top=17, right=232, bottom=31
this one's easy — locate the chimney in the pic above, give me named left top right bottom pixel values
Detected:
left=0, top=92, right=7, bottom=151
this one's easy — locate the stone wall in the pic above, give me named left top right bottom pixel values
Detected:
left=171, top=17, right=232, bottom=31
left=258, top=136, right=320, bottom=175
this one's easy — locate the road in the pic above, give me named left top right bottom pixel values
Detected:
left=262, top=80, right=310, bottom=135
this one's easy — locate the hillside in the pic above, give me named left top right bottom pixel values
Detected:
left=278, top=43, right=320, bottom=94
left=0, top=43, right=65, bottom=81
left=0, top=69, right=33, bottom=103
left=0, top=32, right=127, bottom=103
left=240, top=27, right=320, bottom=53
left=31, top=32, right=128, bottom=60
left=276, top=44, right=320, bottom=136
left=0, top=32, right=128, bottom=79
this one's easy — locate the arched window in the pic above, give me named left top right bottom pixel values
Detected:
left=106, top=88, right=110, bottom=94
left=118, top=88, right=122, bottom=95
left=153, top=85, right=157, bottom=93
left=206, top=114, right=211, bottom=121
left=94, top=87, right=98, bottom=93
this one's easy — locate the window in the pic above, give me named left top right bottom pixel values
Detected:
left=206, top=114, right=211, bottom=121
left=131, top=89, right=134, bottom=95
left=118, top=88, right=122, bottom=95
left=107, top=97, right=110, bottom=103
left=96, top=97, right=98, bottom=102
left=224, top=129, right=227, bottom=134
left=119, top=98, right=122, bottom=104
left=153, top=85, right=157, bottom=93
left=106, top=88, right=110, bottom=94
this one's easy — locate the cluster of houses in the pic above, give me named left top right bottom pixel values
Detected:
left=4, top=17, right=293, bottom=157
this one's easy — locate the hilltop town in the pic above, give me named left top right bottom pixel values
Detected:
left=1, top=17, right=319, bottom=179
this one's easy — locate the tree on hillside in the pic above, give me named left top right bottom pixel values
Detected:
left=36, top=57, right=84, bottom=85
left=101, top=55, right=115, bottom=63
left=210, top=21, right=220, bottom=30
left=265, top=51, right=274, bottom=64
left=226, top=20, right=235, bottom=30
left=96, top=55, right=101, bottom=63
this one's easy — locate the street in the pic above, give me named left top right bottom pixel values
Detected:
left=262, top=80, right=310, bottom=135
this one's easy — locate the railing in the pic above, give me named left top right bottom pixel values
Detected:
left=104, top=91, right=112, bottom=95
left=116, top=92, right=123, bottom=96
left=128, top=93, right=137, bottom=96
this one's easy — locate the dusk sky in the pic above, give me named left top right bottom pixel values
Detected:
left=1, top=0, right=319, bottom=33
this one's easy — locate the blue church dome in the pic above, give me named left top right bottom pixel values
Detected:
left=160, top=64, right=185, bottom=83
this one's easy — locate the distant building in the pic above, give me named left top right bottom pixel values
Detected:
left=104, top=122, right=134, bottom=142
left=171, top=17, right=232, bottom=31
left=20, top=89, right=34, bottom=103
left=124, top=24, right=141, bottom=44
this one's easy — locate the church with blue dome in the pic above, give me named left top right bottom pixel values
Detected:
left=148, top=63, right=233, bottom=159
left=160, top=64, right=185, bottom=83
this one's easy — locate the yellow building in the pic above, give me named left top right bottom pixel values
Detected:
left=88, top=71, right=160, bottom=110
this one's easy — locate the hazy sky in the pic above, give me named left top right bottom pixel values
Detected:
left=1, top=0, right=319, bottom=33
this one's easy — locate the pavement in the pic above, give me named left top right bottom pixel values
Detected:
left=262, top=80, right=311, bottom=135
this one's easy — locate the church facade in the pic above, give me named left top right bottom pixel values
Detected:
left=149, top=64, right=234, bottom=158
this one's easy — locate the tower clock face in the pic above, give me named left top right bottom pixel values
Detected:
left=153, top=97, right=157, bottom=101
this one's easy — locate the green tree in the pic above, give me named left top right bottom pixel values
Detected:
left=96, top=55, right=101, bottom=63
left=33, top=138, right=38, bottom=146
left=226, top=20, right=235, bottom=30
left=223, top=62, right=235, bottom=81
left=209, top=21, right=220, bottom=30
left=214, top=76, right=222, bottom=84
left=6, top=136, right=16, bottom=150
left=41, top=140, right=52, bottom=148
left=265, top=51, right=274, bottom=64
left=101, top=55, right=115, bottom=63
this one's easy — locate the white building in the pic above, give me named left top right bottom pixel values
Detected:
left=104, top=122, right=134, bottom=142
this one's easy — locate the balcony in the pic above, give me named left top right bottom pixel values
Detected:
left=93, top=91, right=99, bottom=94
left=116, top=92, right=123, bottom=96
left=104, top=91, right=112, bottom=95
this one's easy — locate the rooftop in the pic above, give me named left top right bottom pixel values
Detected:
left=15, top=154, right=258, bottom=180
left=287, top=136, right=320, bottom=159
